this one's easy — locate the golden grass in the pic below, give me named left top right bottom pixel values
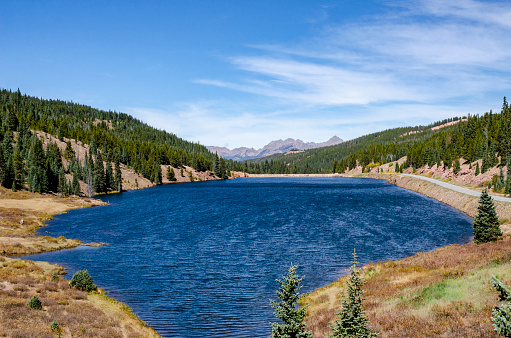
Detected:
left=0, top=257, right=160, bottom=337
left=304, top=238, right=511, bottom=337
left=0, top=186, right=105, bottom=255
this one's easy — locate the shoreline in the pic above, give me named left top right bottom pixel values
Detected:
left=2, top=174, right=510, bottom=336
left=0, top=188, right=161, bottom=337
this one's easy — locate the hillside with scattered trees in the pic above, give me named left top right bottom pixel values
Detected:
left=0, top=88, right=230, bottom=196
left=243, top=98, right=511, bottom=185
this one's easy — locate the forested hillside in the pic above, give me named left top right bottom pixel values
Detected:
left=243, top=98, right=511, bottom=179
left=0, top=88, right=230, bottom=195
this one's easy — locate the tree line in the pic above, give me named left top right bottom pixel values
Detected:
left=241, top=98, right=511, bottom=179
left=0, top=88, right=230, bottom=194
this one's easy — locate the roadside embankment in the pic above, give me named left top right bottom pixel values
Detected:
left=384, top=174, right=511, bottom=234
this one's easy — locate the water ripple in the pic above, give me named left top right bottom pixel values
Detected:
left=22, top=177, right=473, bottom=337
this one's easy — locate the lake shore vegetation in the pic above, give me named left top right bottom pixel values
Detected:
left=2, top=89, right=511, bottom=336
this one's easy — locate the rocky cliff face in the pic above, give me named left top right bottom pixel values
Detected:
left=207, top=136, right=343, bottom=161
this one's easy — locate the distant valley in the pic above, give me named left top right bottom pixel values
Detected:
left=207, top=136, right=343, bottom=161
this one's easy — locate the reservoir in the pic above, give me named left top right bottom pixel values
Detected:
left=22, top=177, right=474, bottom=337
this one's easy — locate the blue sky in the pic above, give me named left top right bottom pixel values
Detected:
left=2, top=0, right=511, bottom=149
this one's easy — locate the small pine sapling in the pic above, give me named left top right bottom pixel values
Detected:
left=330, top=249, right=378, bottom=338
left=28, top=295, right=42, bottom=309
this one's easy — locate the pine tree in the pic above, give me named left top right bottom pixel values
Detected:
left=58, top=167, right=66, bottom=196
left=454, top=159, right=461, bottom=174
left=166, top=166, right=176, bottom=181
left=93, top=153, right=105, bottom=193
left=270, top=265, right=312, bottom=338
left=506, top=163, right=511, bottom=196
left=114, top=159, right=122, bottom=192
left=105, top=161, right=113, bottom=190
left=153, top=164, right=162, bottom=185
left=475, top=162, right=480, bottom=176
left=473, top=189, right=502, bottom=244
left=72, top=173, right=80, bottom=196
left=0, top=144, right=6, bottom=186
left=330, top=250, right=378, bottom=338
left=491, top=275, right=511, bottom=337
left=12, top=148, right=23, bottom=190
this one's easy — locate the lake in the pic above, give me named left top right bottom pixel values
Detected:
left=22, top=177, right=474, bottom=337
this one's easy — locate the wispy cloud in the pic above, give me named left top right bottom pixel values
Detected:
left=134, top=0, right=511, bottom=149
left=197, top=0, right=511, bottom=108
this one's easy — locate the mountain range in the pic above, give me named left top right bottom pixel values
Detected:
left=207, top=136, right=343, bottom=161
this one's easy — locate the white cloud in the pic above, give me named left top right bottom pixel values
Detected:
left=197, top=0, right=511, bottom=108
left=134, top=0, right=511, bottom=149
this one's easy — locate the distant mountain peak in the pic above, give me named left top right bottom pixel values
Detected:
left=206, top=136, right=343, bottom=161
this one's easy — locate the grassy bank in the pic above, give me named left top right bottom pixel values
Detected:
left=0, top=187, right=161, bottom=337
left=303, top=173, right=511, bottom=337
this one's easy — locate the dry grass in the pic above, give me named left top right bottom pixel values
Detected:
left=0, top=186, right=105, bottom=256
left=304, top=238, right=511, bottom=337
left=0, top=257, right=160, bottom=337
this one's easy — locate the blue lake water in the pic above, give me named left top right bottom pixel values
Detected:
left=22, top=177, right=473, bottom=337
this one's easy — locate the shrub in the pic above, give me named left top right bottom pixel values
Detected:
left=69, top=270, right=97, bottom=292
left=52, top=272, right=59, bottom=281
left=51, top=320, right=61, bottom=336
left=28, top=295, right=42, bottom=309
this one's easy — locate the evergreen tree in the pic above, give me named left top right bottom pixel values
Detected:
left=506, top=163, right=511, bottom=196
left=153, top=164, right=162, bottom=185
left=72, top=173, right=80, bottom=196
left=64, top=141, right=75, bottom=159
left=330, top=250, right=378, bottom=338
left=114, top=159, right=122, bottom=192
left=0, top=144, right=6, bottom=185
left=166, top=166, right=176, bottom=181
left=57, top=167, right=66, bottom=196
left=473, top=189, right=502, bottom=244
left=454, top=159, right=461, bottom=174
left=12, top=148, right=23, bottom=190
left=475, top=162, right=480, bottom=176
left=270, top=265, right=312, bottom=338
left=219, top=157, right=228, bottom=179
left=93, top=153, right=105, bottom=193
left=491, top=275, right=511, bottom=337
left=105, top=161, right=113, bottom=190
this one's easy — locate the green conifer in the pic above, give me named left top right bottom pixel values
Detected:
left=72, top=174, right=80, bottom=196
left=105, top=161, right=113, bottom=190
left=505, top=163, right=511, bottom=196
left=270, top=265, right=312, bottom=338
left=475, top=162, right=480, bottom=176
left=166, top=166, right=176, bottom=181
left=330, top=250, right=378, bottom=338
left=114, top=160, right=122, bottom=192
left=491, top=275, right=511, bottom=337
left=454, top=159, right=461, bottom=174
left=473, top=189, right=502, bottom=244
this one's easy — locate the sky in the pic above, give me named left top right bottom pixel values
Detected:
left=2, top=0, right=511, bottom=149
